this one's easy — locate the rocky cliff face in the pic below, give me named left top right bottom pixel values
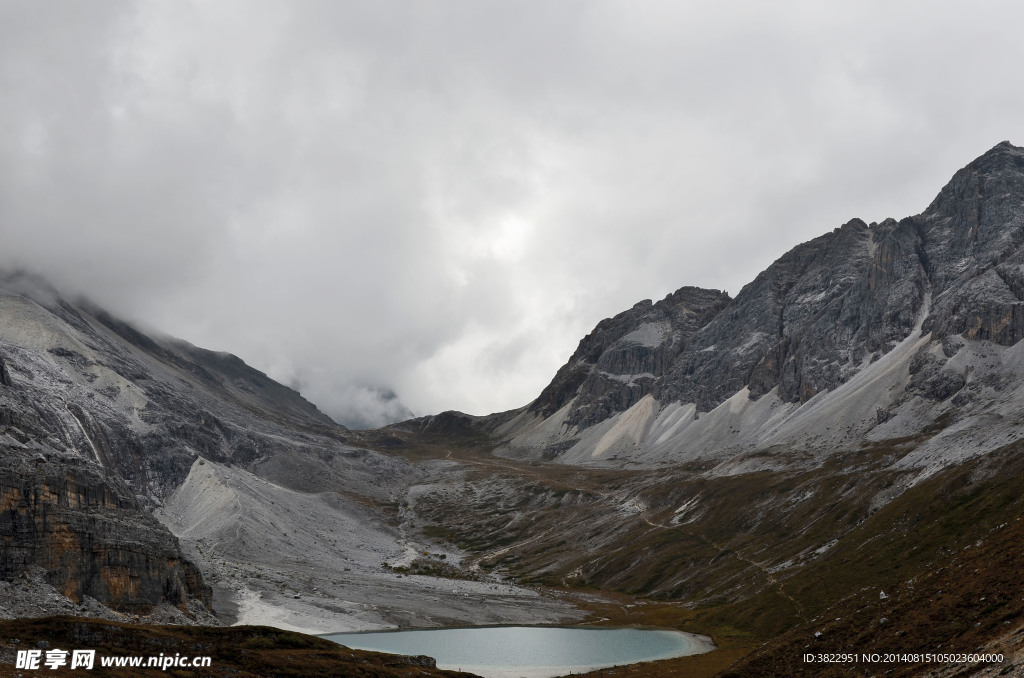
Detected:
left=497, top=141, right=1024, bottom=468
left=529, top=287, right=732, bottom=428
left=0, top=449, right=209, bottom=613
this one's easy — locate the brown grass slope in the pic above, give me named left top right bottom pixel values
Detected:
left=379, top=430, right=1024, bottom=677
left=714, top=439, right=1024, bottom=676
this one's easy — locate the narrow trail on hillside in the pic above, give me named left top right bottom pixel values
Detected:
left=443, top=450, right=808, bottom=621
left=639, top=513, right=808, bottom=622
left=445, top=449, right=620, bottom=502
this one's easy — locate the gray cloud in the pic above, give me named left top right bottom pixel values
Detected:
left=3, top=1, right=1024, bottom=424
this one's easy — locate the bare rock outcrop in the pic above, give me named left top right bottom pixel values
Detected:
left=0, top=449, right=210, bottom=614
left=529, top=287, right=731, bottom=429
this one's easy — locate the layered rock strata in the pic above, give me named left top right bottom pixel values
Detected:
left=0, top=449, right=209, bottom=613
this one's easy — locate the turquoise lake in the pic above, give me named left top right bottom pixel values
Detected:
left=322, top=625, right=715, bottom=678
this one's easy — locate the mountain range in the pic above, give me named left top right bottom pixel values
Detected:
left=5, top=142, right=1024, bottom=676
left=488, top=141, right=1024, bottom=474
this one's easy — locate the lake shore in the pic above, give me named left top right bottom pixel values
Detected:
left=323, top=625, right=715, bottom=678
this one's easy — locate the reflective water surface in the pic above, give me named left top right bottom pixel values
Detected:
left=323, top=625, right=714, bottom=678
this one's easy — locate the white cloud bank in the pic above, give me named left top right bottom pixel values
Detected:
left=2, top=1, right=1024, bottom=424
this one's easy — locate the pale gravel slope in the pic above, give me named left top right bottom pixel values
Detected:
left=157, top=459, right=584, bottom=634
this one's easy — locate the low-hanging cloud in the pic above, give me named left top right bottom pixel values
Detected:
left=3, top=1, right=1024, bottom=425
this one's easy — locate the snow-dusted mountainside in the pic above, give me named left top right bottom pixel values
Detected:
left=494, top=141, right=1024, bottom=476
left=0, top=272, right=394, bottom=618
left=0, top=272, right=579, bottom=631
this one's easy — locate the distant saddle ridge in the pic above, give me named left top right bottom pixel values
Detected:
left=491, top=141, right=1024, bottom=467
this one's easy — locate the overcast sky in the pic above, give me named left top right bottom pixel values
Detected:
left=3, top=1, right=1024, bottom=427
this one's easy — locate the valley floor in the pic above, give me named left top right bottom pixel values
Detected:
left=132, top=425, right=1024, bottom=677
left=156, top=455, right=588, bottom=636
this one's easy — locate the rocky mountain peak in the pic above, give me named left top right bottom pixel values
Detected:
left=975, top=139, right=1023, bottom=165
left=503, top=141, right=1024, bottom=465
left=527, top=285, right=731, bottom=428
left=0, top=270, right=63, bottom=309
left=923, top=140, right=1024, bottom=227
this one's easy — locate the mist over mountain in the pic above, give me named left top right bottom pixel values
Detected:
left=9, top=1, right=1024, bottom=435
left=6, top=142, right=1024, bottom=675
left=327, top=386, right=416, bottom=430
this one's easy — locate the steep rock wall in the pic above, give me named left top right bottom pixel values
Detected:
left=0, top=450, right=210, bottom=613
